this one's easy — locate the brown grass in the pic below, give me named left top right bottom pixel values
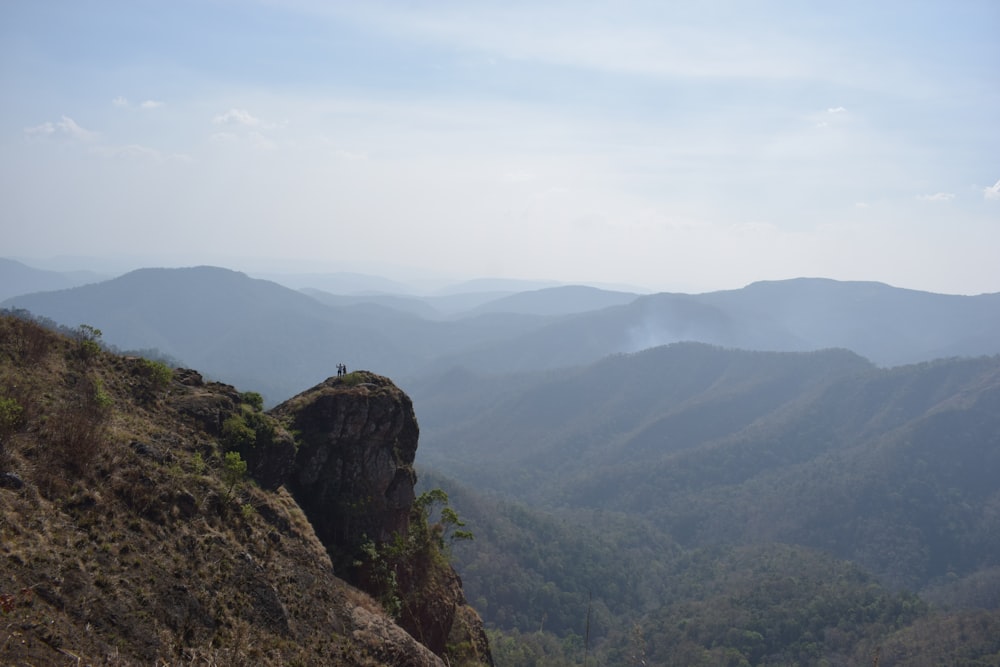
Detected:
left=0, top=314, right=409, bottom=665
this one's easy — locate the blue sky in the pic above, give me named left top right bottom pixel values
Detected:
left=2, top=1, right=998, bottom=293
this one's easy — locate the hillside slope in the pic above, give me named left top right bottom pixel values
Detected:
left=415, top=344, right=1000, bottom=590
left=0, top=314, right=491, bottom=666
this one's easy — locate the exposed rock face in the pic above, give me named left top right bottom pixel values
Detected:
left=271, top=372, right=419, bottom=572
left=270, top=371, right=493, bottom=665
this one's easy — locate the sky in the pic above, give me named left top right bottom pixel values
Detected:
left=1, top=1, right=998, bottom=294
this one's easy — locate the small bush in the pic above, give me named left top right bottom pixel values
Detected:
left=222, top=451, right=248, bottom=499
left=240, top=391, right=264, bottom=412
left=74, top=324, right=104, bottom=361
left=0, top=396, right=23, bottom=442
left=43, top=376, right=113, bottom=475
left=0, top=396, right=23, bottom=467
left=139, top=358, right=173, bottom=390
left=222, top=414, right=257, bottom=450
left=2, top=312, right=53, bottom=363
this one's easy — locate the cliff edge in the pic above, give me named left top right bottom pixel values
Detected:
left=0, top=314, right=490, bottom=665
left=272, top=371, right=493, bottom=664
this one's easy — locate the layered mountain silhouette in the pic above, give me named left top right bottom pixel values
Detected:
left=0, top=257, right=106, bottom=302
left=4, top=265, right=1000, bottom=404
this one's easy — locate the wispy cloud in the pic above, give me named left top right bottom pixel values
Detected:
left=984, top=179, right=1000, bottom=201
left=814, top=106, right=849, bottom=128
left=334, top=4, right=816, bottom=81
left=113, top=96, right=129, bottom=107
left=212, top=108, right=261, bottom=126
left=917, top=192, right=955, bottom=202
left=23, top=116, right=98, bottom=141
left=140, top=100, right=164, bottom=109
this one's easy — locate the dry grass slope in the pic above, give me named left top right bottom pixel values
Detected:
left=0, top=314, right=444, bottom=666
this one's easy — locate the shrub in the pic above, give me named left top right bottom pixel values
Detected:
left=1, top=312, right=53, bottom=363
left=240, top=391, right=264, bottom=412
left=222, top=414, right=256, bottom=450
left=139, top=358, right=173, bottom=390
left=0, top=397, right=23, bottom=443
left=74, top=324, right=104, bottom=361
left=0, top=396, right=23, bottom=467
left=43, top=375, right=113, bottom=475
left=222, top=451, right=248, bottom=499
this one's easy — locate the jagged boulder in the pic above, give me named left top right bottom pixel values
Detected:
left=270, top=372, right=419, bottom=573
left=271, top=371, right=493, bottom=665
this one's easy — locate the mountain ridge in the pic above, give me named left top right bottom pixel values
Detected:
left=5, top=266, right=1000, bottom=407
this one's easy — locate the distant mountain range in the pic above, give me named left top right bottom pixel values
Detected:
left=4, top=265, right=1000, bottom=402
left=0, top=257, right=107, bottom=302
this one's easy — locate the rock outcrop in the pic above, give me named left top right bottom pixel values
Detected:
left=271, top=372, right=419, bottom=572
left=271, top=371, right=493, bottom=665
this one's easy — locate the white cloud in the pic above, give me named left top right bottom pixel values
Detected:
left=23, top=116, right=97, bottom=141
left=140, top=100, right=164, bottom=109
left=813, top=106, right=850, bottom=128
left=23, top=121, right=55, bottom=137
left=113, top=96, right=129, bottom=107
left=983, top=179, right=1000, bottom=201
left=917, top=192, right=955, bottom=202
left=212, top=108, right=260, bottom=126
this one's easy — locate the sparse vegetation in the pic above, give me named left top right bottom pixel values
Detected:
left=139, top=357, right=173, bottom=390
left=0, top=313, right=461, bottom=665
left=222, top=450, right=248, bottom=499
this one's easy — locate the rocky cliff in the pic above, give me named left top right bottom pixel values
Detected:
left=272, top=373, right=418, bottom=571
left=272, top=371, right=493, bottom=664
left=0, top=313, right=491, bottom=665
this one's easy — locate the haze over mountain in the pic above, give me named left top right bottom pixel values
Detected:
left=413, top=344, right=1000, bottom=584
left=5, top=265, right=1000, bottom=405
left=409, top=345, right=1000, bottom=664
left=0, top=257, right=106, bottom=302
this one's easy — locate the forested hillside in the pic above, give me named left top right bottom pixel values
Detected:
left=413, top=346, right=1000, bottom=665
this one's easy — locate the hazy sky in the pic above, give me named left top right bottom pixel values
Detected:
left=2, top=1, right=998, bottom=293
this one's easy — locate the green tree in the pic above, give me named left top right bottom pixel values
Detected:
left=222, top=451, right=248, bottom=499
